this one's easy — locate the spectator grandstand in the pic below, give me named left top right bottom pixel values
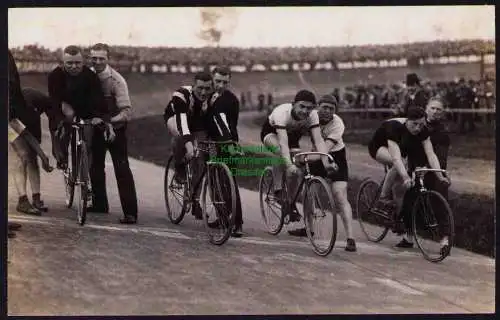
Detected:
left=10, top=39, right=495, bottom=73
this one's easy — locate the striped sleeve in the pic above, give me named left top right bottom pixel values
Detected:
left=164, top=87, right=192, bottom=141
left=212, top=111, right=232, bottom=141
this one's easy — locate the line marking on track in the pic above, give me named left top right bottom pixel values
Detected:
left=8, top=216, right=496, bottom=267
left=373, top=277, right=426, bottom=296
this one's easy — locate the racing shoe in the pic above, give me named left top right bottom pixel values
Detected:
left=231, top=225, right=243, bottom=238
left=345, top=238, right=357, bottom=252
left=16, top=196, right=41, bottom=216
left=395, top=238, right=414, bottom=248
left=192, top=202, right=203, bottom=220
left=32, top=193, right=48, bottom=212
left=288, top=203, right=301, bottom=222
left=8, top=222, right=22, bottom=231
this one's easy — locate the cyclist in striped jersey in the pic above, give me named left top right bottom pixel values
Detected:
left=164, top=71, right=232, bottom=220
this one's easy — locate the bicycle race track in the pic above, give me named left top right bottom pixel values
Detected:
left=7, top=114, right=495, bottom=315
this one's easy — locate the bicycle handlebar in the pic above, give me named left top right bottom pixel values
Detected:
left=411, top=167, right=448, bottom=181
left=293, top=151, right=334, bottom=164
left=195, top=140, right=245, bottom=156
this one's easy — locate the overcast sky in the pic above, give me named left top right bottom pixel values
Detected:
left=8, top=6, right=495, bottom=49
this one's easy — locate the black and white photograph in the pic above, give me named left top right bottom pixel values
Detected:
left=6, top=5, right=495, bottom=315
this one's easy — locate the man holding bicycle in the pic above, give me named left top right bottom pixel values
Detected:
left=48, top=45, right=114, bottom=202
left=407, top=97, right=451, bottom=199
left=89, top=43, right=138, bottom=224
left=208, top=66, right=244, bottom=237
left=164, top=71, right=233, bottom=220
left=368, top=107, right=450, bottom=248
left=260, top=90, right=336, bottom=223
left=289, top=94, right=357, bottom=252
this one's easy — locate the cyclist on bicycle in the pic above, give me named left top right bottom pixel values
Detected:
left=163, top=71, right=233, bottom=220
left=48, top=45, right=114, bottom=172
left=289, top=94, right=357, bottom=252
left=368, top=106, right=450, bottom=248
left=260, top=90, right=334, bottom=222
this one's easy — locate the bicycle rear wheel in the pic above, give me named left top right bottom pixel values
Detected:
left=201, top=162, right=236, bottom=245
left=259, top=166, right=285, bottom=235
left=164, top=155, right=189, bottom=224
left=303, top=177, right=337, bottom=257
left=412, top=190, right=455, bottom=263
left=75, top=144, right=89, bottom=226
left=356, top=178, right=389, bottom=242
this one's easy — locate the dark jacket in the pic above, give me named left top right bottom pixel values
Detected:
left=209, top=89, right=240, bottom=142
left=22, top=87, right=62, bottom=133
left=399, top=87, right=429, bottom=115
left=48, top=66, right=109, bottom=121
left=8, top=50, right=27, bottom=121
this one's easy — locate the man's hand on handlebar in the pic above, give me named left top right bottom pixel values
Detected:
left=402, top=177, right=414, bottom=189
left=91, top=117, right=104, bottom=126
left=325, top=162, right=338, bottom=176
left=286, top=163, right=301, bottom=176
left=227, top=143, right=244, bottom=157
left=437, top=175, right=451, bottom=187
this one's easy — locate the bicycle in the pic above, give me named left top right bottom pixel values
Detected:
left=164, top=139, right=243, bottom=245
left=259, top=150, right=338, bottom=257
left=61, top=119, right=93, bottom=226
left=356, top=166, right=454, bottom=262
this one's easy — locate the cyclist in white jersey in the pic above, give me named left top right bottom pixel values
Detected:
left=260, top=90, right=335, bottom=221
left=288, top=94, right=357, bottom=252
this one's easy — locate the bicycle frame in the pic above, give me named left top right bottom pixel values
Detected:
left=411, top=168, right=448, bottom=192
left=285, top=151, right=335, bottom=206
left=184, top=140, right=240, bottom=203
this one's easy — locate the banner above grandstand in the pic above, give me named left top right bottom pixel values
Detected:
left=13, top=54, right=495, bottom=75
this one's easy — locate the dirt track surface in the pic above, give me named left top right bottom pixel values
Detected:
left=7, top=127, right=495, bottom=315
left=238, top=111, right=495, bottom=197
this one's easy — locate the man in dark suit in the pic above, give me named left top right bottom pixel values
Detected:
left=209, top=66, right=243, bottom=237
left=398, top=73, right=430, bottom=116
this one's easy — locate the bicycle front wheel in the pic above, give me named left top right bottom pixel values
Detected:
left=412, top=190, right=455, bottom=263
left=303, top=177, right=337, bottom=257
left=201, top=162, right=236, bottom=245
left=75, top=144, right=89, bottom=226
left=259, top=166, right=285, bottom=235
left=64, top=137, right=76, bottom=208
left=356, top=178, right=389, bottom=243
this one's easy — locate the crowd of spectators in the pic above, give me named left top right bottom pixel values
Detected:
left=331, top=77, right=495, bottom=133
left=10, top=39, right=495, bottom=66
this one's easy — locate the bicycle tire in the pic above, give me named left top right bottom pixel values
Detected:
left=356, top=178, right=389, bottom=243
left=303, top=176, right=337, bottom=257
left=75, top=143, right=89, bottom=226
left=201, top=162, right=236, bottom=245
left=412, top=190, right=455, bottom=263
left=164, top=155, right=188, bottom=224
left=259, top=166, right=285, bottom=235
left=64, top=136, right=76, bottom=208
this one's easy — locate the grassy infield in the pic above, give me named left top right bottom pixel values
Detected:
left=127, top=113, right=495, bottom=257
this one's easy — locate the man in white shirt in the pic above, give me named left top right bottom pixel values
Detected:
left=288, top=95, right=357, bottom=252
left=89, top=43, right=138, bottom=224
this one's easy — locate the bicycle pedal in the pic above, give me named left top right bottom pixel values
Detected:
left=369, top=208, right=391, bottom=219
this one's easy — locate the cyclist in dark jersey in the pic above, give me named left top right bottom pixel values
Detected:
left=368, top=107, right=450, bottom=247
